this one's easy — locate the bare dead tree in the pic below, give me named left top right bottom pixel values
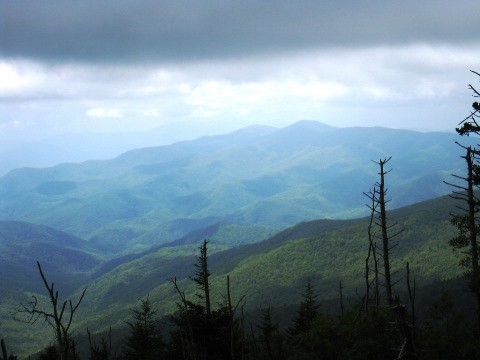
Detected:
left=377, top=158, right=394, bottom=304
left=391, top=297, right=416, bottom=360
left=365, top=187, right=380, bottom=312
left=225, top=275, right=246, bottom=360
left=12, top=261, right=87, bottom=360
left=364, top=157, right=403, bottom=305
left=365, top=158, right=415, bottom=359
left=170, top=276, right=197, bottom=360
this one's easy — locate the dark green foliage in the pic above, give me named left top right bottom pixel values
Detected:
left=169, top=241, right=244, bottom=360
left=89, top=339, right=111, bottom=360
left=121, top=297, right=164, bottom=360
left=37, top=343, right=80, bottom=360
left=242, top=304, right=406, bottom=360
left=450, top=213, right=480, bottom=288
left=418, top=291, right=480, bottom=359
left=88, top=328, right=113, bottom=360
left=38, top=345, right=60, bottom=360
left=449, top=75, right=480, bottom=330
left=288, top=279, right=319, bottom=336
left=255, top=306, right=285, bottom=360
left=191, top=240, right=212, bottom=316
left=170, top=303, right=241, bottom=360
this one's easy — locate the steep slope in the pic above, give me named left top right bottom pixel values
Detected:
left=0, top=121, right=471, bottom=254
left=2, top=194, right=466, bottom=357
left=0, top=219, right=274, bottom=357
left=0, top=221, right=102, bottom=295
left=0, top=221, right=104, bottom=356
left=66, top=194, right=461, bottom=339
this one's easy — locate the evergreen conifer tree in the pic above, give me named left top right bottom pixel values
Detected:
left=122, top=297, right=164, bottom=360
left=258, top=306, right=283, bottom=360
left=288, top=278, right=319, bottom=336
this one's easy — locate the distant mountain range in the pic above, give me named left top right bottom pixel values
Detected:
left=0, top=120, right=234, bottom=176
left=0, top=121, right=472, bottom=255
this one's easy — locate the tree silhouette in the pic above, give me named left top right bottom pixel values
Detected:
left=191, top=240, right=212, bottom=317
left=288, top=278, right=319, bottom=336
left=122, top=297, right=164, bottom=360
left=170, top=240, right=244, bottom=360
left=258, top=306, right=280, bottom=360
left=12, top=261, right=85, bottom=360
left=364, top=157, right=403, bottom=305
left=446, top=145, right=480, bottom=331
left=447, top=70, right=480, bottom=332
left=88, top=328, right=113, bottom=360
left=364, top=158, right=416, bottom=359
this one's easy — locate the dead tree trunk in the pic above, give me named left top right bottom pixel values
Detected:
left=365, top=157, right=415, bottom=359
left=365, top=157, right=402, bottom=305
left=392, top=297, right=416, bottom=360
left=378, top=159, right=393, bottom=304
left=365, top=189, right=380, bottom=312
left=12, top=261, right=86, bottom=360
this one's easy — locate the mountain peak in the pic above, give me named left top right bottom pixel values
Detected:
left=285, top=120, right=336, bottom=131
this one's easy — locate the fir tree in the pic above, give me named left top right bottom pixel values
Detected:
left=288, top=278, right=319, bottom=336
left=258, top=306, right=283, bottom=360
left=122, top=297, right=164, bottom=360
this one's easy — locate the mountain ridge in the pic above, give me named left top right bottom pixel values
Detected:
left=0, top=121, right=472, bottom=255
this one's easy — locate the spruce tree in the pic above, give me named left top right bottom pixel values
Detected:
left=258, top=306, right=283, bottom=360
left=288, top=278, right=319, bottom=335
left=122, top=297, right=164, bottom=360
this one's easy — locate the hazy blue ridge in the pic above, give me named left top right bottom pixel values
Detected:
left=0, top=121, right=472, bottom=256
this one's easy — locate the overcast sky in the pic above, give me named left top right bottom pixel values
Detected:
left=1, top=0, right=480, bottom=162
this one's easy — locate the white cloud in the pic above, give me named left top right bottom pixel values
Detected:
left=85, top=107, right=123, bottom=118
left=0, top=61, right=45, bottom=96
left=142, top=109, right=161, bottom=117
left=184, top=79, right=348, bottom=118
left=1, top=43, right=479, bottom=138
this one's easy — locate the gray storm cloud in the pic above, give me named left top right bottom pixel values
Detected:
left=1, top=0, right=478, bottom=63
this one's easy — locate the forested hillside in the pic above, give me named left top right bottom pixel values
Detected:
left=0, top=193, right=475, bottom=358
left=1, top=122, right=480, bottom=359
left=0, top=122, right=472, bottom=255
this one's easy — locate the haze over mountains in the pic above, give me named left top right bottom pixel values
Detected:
left=0, top=120, right=470, bottom=255
left=0, top=120, right=476, bottom=356
left=0, top=121, right=475, bottom=354
left=0, top=121, right=232, bottom=176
